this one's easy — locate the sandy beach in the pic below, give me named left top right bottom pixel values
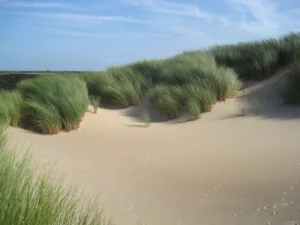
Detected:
left=7, top=73, right=300, bottom=225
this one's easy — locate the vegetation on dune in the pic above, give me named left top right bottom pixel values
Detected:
left=186, top=99, right=201, bottom=120
left=0, top=103, right=9, bottom=127
left=89, top=95, right=101, bottom=114
left=210, top=32, right=300, bottom=80
left=239, top=101, right=249, bottom=116
left=83, top=68, right=149, bottom=107
left=18, top=75, right=89, bottom=134
left=127, top=59, right=163, bottom=85
left=147, top=52, right=241, bottom=118
left=0, top=128, right=109, bottom=225
left=1, top=31, right=300, bottom=131
left=140, top=110, right=151, bottom=127
left=278, top=32, right=300, bottom=66
left=182, top=84, right=216, bottom=112
left=148, top=85, right=182, bottom=119
left=281, top=63, right=300, bottom=105
left=22, top=101, right=62, bottom=134
left=0, top=90, right=22, bottom=127
left=210, top=39, right=280, bottom=80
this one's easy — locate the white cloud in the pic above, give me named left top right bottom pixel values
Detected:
left=123, top=0, right=300, bottom=36
left=227, top=0, right=300, bottom=35
left=42, top=28, right=110, bottom=39
left=227, top=0, right=280, bottom=33
left=13, top=12, right=151, bottom=24
left=122, top=0, right=216, bottom=21
left=0, top=1, right=71, bottom=8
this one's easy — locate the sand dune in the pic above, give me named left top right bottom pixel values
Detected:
left=7, top=73, right=300, bottom=225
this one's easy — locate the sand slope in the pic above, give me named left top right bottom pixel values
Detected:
left=7, top=71, right=300, bottom=225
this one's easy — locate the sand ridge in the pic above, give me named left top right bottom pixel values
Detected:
left=7, top=72, right=300, bottom=225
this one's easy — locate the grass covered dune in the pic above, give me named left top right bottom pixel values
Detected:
left=0, top=76, right=90, bottom=134
left=0, top=127, right=109, bottom=225
left=1, top=32, right=300, bottom=134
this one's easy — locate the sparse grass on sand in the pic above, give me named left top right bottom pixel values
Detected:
left=140, top=110, right=151, bottom=127
left=0, top=127, right=110, bottom=225
left=239, top=101, right=249, bottom=116
left=89, top=95, right=101, bottom=114
left=255, top=99, right=261, bottom=116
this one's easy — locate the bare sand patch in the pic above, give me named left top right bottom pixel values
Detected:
left=7, top=74, right=300, bottom=225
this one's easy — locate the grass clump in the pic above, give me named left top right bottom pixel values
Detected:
left=140, top=110, right=151, bottom=127
left=22, top=101, right=62, bottom=134
left=186, top=99, right=201, bottom=120
left=18, top=75, right=89, bottom=134
left=239, top=101, right=249, bottom=116
left=148, top=85, right=182, bottom=119
left=210, top=32, right=300, bottom=81
left=281, top=63, right=300, bottom=105
left=83, top=68, right=148, bottom=107
left=0, top=104, right=9, bottom=127
left=254, top=99, right=261, bottom=116
left=182, top=84, right=216, bottom=112
left=89, top=95, right=100, bottom=114
left=208, top=67, right=242, bottom=101
left=0, top=90, right=22, bottom=127
left=0, top=128, right=109, bottom=225
left=278, top=32, right=300, bottom=66
left=210, top=39, right=280, bottom=80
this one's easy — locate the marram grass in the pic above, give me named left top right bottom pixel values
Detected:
left=186, top=99, right=201, bottom=120
left=18, top=75, right=89, bottom=134
left=0, top=127, right=110, bottom=225
left=22, top=101, right=61, bottom=135
left=89, top=95, right=101, bottom=114
left=140, top=110, right=151, bottom=127
left=0, top=90, right=22, bottom=127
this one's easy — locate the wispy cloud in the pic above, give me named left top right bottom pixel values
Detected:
left=227, top=0, right=300, bottom=34
left=13, top=12, right=151, bottom=24
left=41, top=28, right=110, bottom=39
left=0, top=1, right=71, bottom=8
left=123, top=0, right=300, bottom=36
left=122, top=0, right=216, bottom=21
left=227, top=0, right=281, bottom=33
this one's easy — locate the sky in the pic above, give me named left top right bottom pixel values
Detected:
left=1, top=0, right=300, bottom=71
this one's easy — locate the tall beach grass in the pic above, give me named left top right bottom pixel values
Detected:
left=0, top=90, right=22, bottom=127
left=281, top=63, right=300, bottom=105
left=0, top=127, right=109, bottom=225
left=18, top=75, right=89, bottom=134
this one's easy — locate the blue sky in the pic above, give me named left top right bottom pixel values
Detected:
left=1, top=0, right=300, bottom=71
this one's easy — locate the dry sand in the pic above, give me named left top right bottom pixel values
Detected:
left=7, top=71, right=300, bottom=225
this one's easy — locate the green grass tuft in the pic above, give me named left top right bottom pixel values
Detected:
left=186, top=99, right=201, bottom=120
left=0, top=128, right=109, bottom=225
left=0, top=90, right=23, bottom=127
left=22, top=101, right=61, bottom=135
left=281, top=63, right=300, bottom=105
left=89, top=95, right=101, bottom=114
left=148, top=85, right=182, bottom=119
left=140, top=110, right=151, bottom=127
left=254, top=99, right=261, bottom=116
left=239, top=101, right=249, bottom=116
left=18, top=75, right=89, bottom=133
